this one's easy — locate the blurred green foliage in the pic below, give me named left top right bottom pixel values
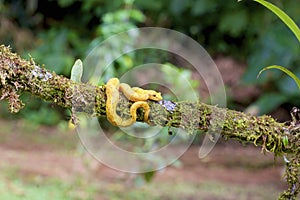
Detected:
left=0, top=174, right=97, bottom=200
left=0, top=0, right=299, bottom=124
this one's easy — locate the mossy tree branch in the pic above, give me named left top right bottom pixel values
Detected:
left=0, top=45, right=299, bottom=199
left=0, top=45, right=298, bottom=154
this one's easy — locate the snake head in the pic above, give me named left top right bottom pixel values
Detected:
left=147, top=91, right=163, bottom=101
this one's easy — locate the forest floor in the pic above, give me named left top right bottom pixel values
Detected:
left=0, top=119, right=286, bottom=200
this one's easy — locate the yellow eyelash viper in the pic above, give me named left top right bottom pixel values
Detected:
left=106, top=78, right=162, bottom=127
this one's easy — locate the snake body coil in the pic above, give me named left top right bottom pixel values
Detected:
left=106, top=78, right=162, bottom=127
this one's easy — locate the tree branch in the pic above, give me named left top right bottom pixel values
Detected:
left=1, top=44, right=299, bottom=199
left=0, top=45, right=299, bottom=154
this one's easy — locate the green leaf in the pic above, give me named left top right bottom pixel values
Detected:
left=243, top=25, right=299, bottom=84
left=257, top=65, right=300, bottom=90
left=253, top=0, right=300, bottom=43
left=282, top=135, right=288, bottom=147
left=70, top=59, right=83, bottom=83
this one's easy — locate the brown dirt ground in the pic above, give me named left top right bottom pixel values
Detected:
left=0, top=119, right=286, bottom=191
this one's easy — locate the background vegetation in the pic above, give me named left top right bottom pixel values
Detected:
left=0, top=0, right=299, bottom=125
